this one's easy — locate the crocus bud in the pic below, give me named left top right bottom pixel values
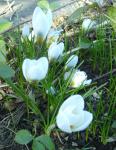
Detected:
left=32, top=7, right=52, bottom=41
left=48, top=42, right=64, bottom=61
left=65, top=55, right=78, bottom=69
left=22, top=24, right=30, bottom=37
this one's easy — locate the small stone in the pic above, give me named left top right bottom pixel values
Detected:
left=72, top=142, right=78, bottom=147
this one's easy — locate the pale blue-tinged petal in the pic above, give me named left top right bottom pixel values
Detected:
left=48, top=42, right=64, bottom=61
left=66, top=55, right=78, bottom=68
left=83, top=79, right=92, bottom=86
left=56, top=112, right=72, bottom=133
left=28, top=30, right=35, bottom=41
left=72, top=111, right=93, bottom=132
left=46, top=9, right=52, bottom=31
left=22, top=57, right=48, bottom=81
left=59, top=95, right=84, bottom=113
left=22, top=59, right=31, bottom=81
left=28, top=57, right=48, bottom=81
left=47, top=28, right=63, bottom=43
left=82, top=19, right=96, bottom=31
left=64, top=110, right=85, bottom=132
left=22, top=24, right=30, bottom=37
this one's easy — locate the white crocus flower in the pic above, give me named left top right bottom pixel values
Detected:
left=64, top=70, right=92, bottom=88
left=48, top=42, right=64, bottom=61
left=65, top=55, right=78, bottom=69
left=22, top=57, right=49, bottom=81
left=22, top=24, right=30, bottom=37
left=32, top=7, right=52, bottom=41
left=47, top=28, right=63, bottom=43
left=56, top=95, right=93, bottom=133
left=82, top=19, right=96, bottom=31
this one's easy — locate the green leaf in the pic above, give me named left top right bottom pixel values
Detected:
left=32, top=140, right=45, bottom=150
left=112, top=120, right=116, bottom=128
left=0, top=40, right=6, bottom=55
left=50, top=2, right=61, bottom=11
left=79, top=38, right=91, bottom=49
left=67, top=6, right=88, bottom=24
left=37, top=0, right=49, bottom=10
left=0, top=40, right=6, bottom=63
left=33, top=135, right=55, bottom=150
left=0, top=18, right=12, bottom=33
left=0, top=52, right=6, bottom=63
left=107, top=6, right=116, bottom=31
left=0, top=63, right=15, bottom=79
left=15, top=129, right=33, bottom=145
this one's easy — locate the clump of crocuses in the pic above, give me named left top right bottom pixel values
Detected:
left=21, top=6, right=93, bottom=135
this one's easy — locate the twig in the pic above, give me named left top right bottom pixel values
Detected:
left=0, top=1, right=15, bottom=16
left=93, top=69, right=116, bottom=81
left=10, top=4, right=23, bottom=21
left=6, top=0, right=14, bottom=12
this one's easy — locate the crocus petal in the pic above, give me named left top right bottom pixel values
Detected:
left=32, top=7, right=52, bottom=39
left=47, top=28, right=63, bottom=43
left=28, top=30, right=35, bottom=41
left=66, top=55, right=78, bottom=68
left=83, top=79, right=92, bottom=86
left=46, top=9, right=52, bottom=30
left=48, top=42, right=64, bottom=61
left=59, top=95, right=84, bottom=113
left=72, top=111, right=93, bottom=132
left=64, top=70, right=75, bottom=81
left=22, top=24, right=30, bottom=37
left=82, top=19, right=96, bottom=31
left=22, top=57, right=48, bottom=81
left=56, top=112, right=72, bottom=133
left=22, top=59, right=31, bottom=81
left=67, top=110, right=85, bottom=132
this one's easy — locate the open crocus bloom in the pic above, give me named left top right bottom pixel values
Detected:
left=56, top=95, right=93, bottom=133
left=22, top=57, right=49, bottom=81
left=22, top=24, right=30, bottom=37
left=48, top=42, right=64, bottom=61
left=65, top=55, right=78, bottom=69
left=82, top=19, right=96, bottom=31
left=64, top=70, right=92, bottom=88
left=32, top=7, right=52, bottom=41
